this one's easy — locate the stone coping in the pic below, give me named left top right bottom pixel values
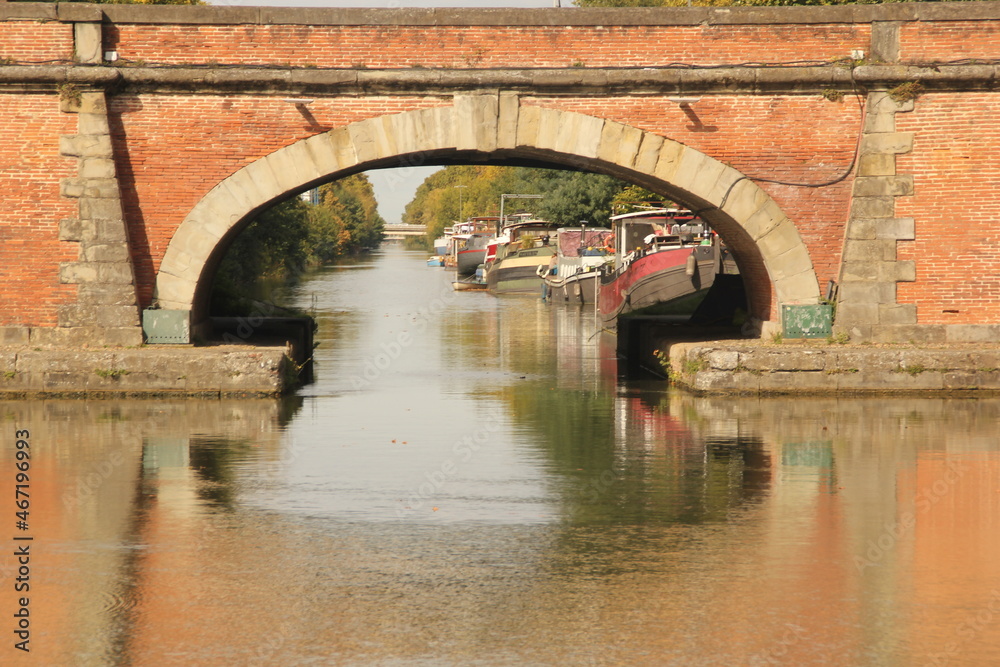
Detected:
left=4, top=1, right=1000, bottom=27
left=665, top=339, right=1000, bottom=396
left=0, top=345, right=294, bottom=398
left=2, top=64, right=996, bottom=97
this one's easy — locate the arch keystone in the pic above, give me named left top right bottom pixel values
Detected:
left=454, top=94, right=499, bottom=153
left=532, top=107, right=563, bottom=153
left=515, top=105, right=542, bottom=148
left=497, top=93, right=520, bottom=149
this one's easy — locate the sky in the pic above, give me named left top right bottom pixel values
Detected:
left=367, top=166, right=443, bottom=225
left=210, top=0, right=568, bottom=222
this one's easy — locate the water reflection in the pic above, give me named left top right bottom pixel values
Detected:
left=2, top=248, right=1000, bottom=664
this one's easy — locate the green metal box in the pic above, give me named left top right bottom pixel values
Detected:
left=782, top=304, right=833, bottom=339
left=142, top=309, right=190, bottom=344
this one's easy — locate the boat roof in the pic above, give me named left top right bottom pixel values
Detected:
left=609, top=208, right=693, bottom=221
left=556, top=226, right=612, bottom=233
left=502, top=218, right=558, bottom=229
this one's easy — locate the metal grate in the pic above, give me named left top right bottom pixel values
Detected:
left=142, top=309, right=190, bottom=344
left=782, top=304, right=833, bottom=339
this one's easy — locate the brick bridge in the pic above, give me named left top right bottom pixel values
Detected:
left=1, top=2, right=998, bottom=346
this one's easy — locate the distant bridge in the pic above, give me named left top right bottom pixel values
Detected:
left=383, top=223, right=427, bottom=240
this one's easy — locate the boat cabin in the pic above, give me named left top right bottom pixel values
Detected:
left=609, top=208, right=707, bottom=270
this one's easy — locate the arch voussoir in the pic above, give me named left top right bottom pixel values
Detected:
left=597, top=120, right=643, bottom=170
left=554, top=112, right=604, bottom=159
left=634, top=133, right=665, bottom=176
left=241, top=158, right=286, bottom=204
left=277, top=141, right=324, bottom=189
left=719, top=177, right=771, bottom=224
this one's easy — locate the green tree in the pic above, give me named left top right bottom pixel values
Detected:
left=535, top=171, right=623, bottom=227
left=610, top=184, right=678, bottom=215
left=404, top=165, right=533, bottom=244
left=211, top=173, right=385, bottom=314
left=318, top=174, right=386, bottom=254
left=211, top=197, right=313, bottom=313
left=404, top=165, right=645, bottom=241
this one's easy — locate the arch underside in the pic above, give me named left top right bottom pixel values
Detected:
left=155, top=95, right=821, bottom=329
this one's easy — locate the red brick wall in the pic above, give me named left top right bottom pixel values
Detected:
left=895, top=93, right=1000, bottom=325
left=0, top=22, right=74, bottom=62
left=899, top=21, right=1000, bottom=62
left=104, top=23, right=868, bottom=69
left=110, top=94, right=449, bottom=306
left=0, top=94, right=79, bottom=327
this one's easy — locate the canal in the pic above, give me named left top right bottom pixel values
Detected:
left=3, top=245, right=1000, bottom=665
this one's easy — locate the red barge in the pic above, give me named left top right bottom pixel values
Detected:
left=598, top=209, right=719, bottom=325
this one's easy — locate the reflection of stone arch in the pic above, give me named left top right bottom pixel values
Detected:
left=156, top=95, right=820, bottom=330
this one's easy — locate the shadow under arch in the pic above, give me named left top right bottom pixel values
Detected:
left=155, top=97, right=821, bottom=332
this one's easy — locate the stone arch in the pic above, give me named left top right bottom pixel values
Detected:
left=155, top=95, right=820, bottom=332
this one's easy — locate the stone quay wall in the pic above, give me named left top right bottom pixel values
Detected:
left=0, top=346, right=292, bottom=397
left=666, top=341, right=1000, bottom=395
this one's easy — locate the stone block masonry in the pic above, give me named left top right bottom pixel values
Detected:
left=0, top=346, right=294, bottom=398
left=836, top=92, right=917, bottom=342
left=666, top=341, right=1000, bottom=396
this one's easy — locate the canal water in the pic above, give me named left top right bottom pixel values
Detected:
left=3, top=245, right=1000, bottom=665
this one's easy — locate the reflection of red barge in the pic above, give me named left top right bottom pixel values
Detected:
left=598, top=209, right=718, bottom=325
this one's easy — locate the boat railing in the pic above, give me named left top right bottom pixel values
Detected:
left=602, top=236, right=701, bottom=282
